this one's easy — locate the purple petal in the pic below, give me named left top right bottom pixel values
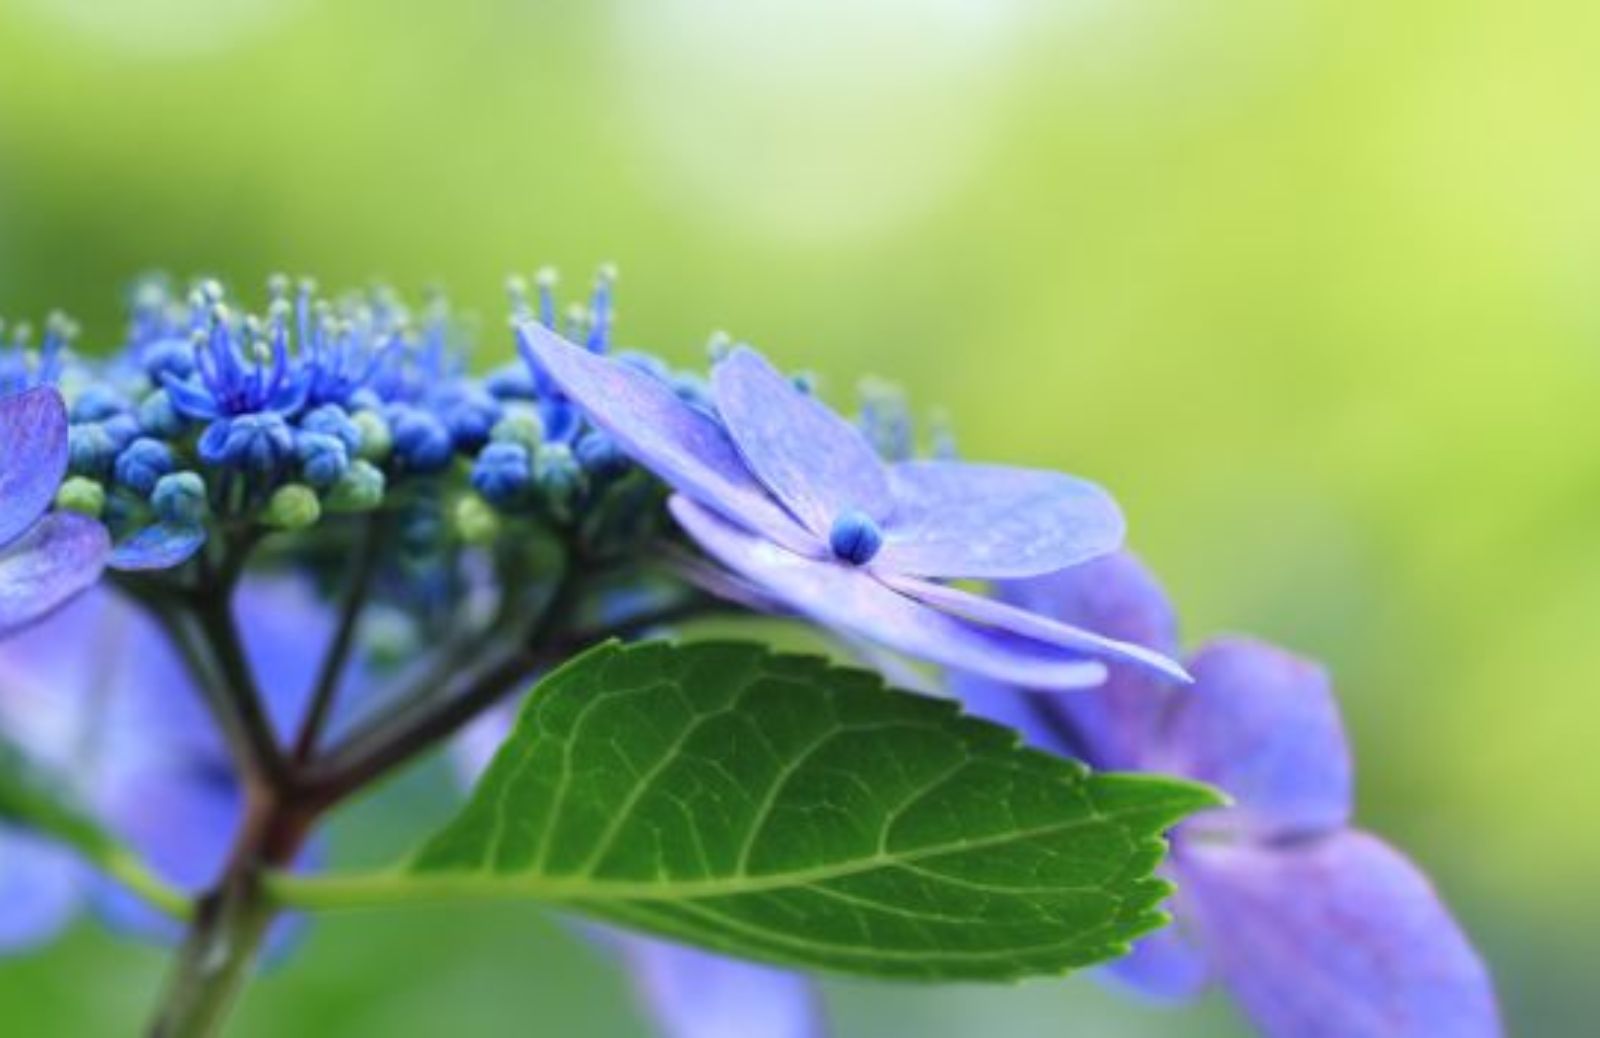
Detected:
left=1182, top=831, right=1500, bottom=1037
left=0, top=513, right=110, bottom=638
left=671, top=495, right=1108, bottom=690
left=951, top=551, right=1183, bottom=770
left=517, top=322, right=818, bottom=556
left=234, top=578, right=344, bottom=740
left=876, top=460, right=1124, bottom=579
left=711, top=346, right=891, bottom=537
left=0, top=388, right=68, bottom=549
left=1165, top=638, right=1351, bottom=839
left=1103, top=909, right=1212, bottom=1003
left=998, top=551, right=1183, bottom=771
left=0, top=829, right=83, bottom=953
left=616, top=931, right=827, bottom=1038
left=107, top=522, right=207, bottom=572
left=886, top=572, right=1190, bottom=684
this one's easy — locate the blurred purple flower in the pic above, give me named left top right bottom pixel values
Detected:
left=0, top=579, right=346, bottom=950
left=0, top=387, right=109, bottom=639
left=953, top=551, right=1501, bottom=1037
left=517, top=323, right=1184, bottom=691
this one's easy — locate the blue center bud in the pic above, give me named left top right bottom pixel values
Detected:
left=68, top=423, right=118, bottom=478
left=829, top=509, right=884, bottom=566
left=300, top=404, right=363, bottom=454
left=198, top=413, right=295, bottom=473
left=114, top=437, right=177, bottom=495
left=71, top=385, right=127, bottom=423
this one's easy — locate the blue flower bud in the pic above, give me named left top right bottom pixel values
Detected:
left=325, top=460, right=386, bottom=513
left=114, top=437, right=177, bottom=495
left=296, top=431, right=350, bottom=489
left=152, top=471, right=208, bottom=525
left=385, top=404, right=454, bottom=473
left=138, top=388, right=185, bottom=439
left=471, top=441, right=532, bottom=507
left=300, top=404, right=362, bottom=454
left=437, top=387, right=502, bottom=452
left=102, top=413, right=141, bottom=451
left=140, top=338, right=196, bottom=381
left=484, top=362, right=538, bottom=401
left=68, top=423, right=118, bottom=477
left=70, top=385, right=126, bottom=423
left=829, top=509, right=884, bottom=566
left=574, top=429, right=630, bottom=480
left=198, top=413, right=295, bottom=473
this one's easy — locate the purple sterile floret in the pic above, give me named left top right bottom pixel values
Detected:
left=517, top=321, right=1183, bottom=691
left=951, top=551, right=1500, bottom=1038
left=0, top=388, right=109, bottom=638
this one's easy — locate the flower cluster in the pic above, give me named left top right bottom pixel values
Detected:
left=0, top=272, right=1497, bottom=1038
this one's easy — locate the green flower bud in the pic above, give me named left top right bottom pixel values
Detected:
left=489, top=405, right=544, bottom=452
left=351, top=409, right=393, bottom=462
left=325, top=460, right=387, bottom=514
left=54, top=476, right=106, bottom=519
left=453, top=494, right=501, bottom=546
left=262, top=483, right=321, bottom=530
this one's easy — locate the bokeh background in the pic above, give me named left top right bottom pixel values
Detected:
left=1, top=0, right=1596, bottom=1033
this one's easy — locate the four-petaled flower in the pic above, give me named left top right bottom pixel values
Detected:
left=516, top=322, right=1187, bottom=691
left=0, top=388, right=109, bottom=638
left=953, top=551, right=1500, bottom=1037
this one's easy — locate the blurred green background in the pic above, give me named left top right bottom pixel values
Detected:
left=1, top=0, right=1596, bottom=1033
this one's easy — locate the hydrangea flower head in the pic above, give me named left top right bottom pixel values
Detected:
left=517, top=322, right=1187, bottom=691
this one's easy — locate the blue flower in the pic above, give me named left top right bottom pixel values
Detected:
left=0, top=388, right=109, bottom=639
left=0, top=580, right=355, bottom=950
left=517, top=323, right=1185, bottom=690
left=162, top=293, right=309, bottom=422
left=952, top=552, right=1500, bottom=1037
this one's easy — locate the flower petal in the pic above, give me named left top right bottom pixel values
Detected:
left=711, top=346, right=891, bottom=537
left=0, top=387, right=69, bottom=549
left=0, top=513, right=110, bottom=639
left=886, top=572, right=1190, bottom=684
left=1165, top=638, right=1351, bottom=839
left=1182, top=832, right=1500, bottom=1038
left=617, top=931, right=826, bottom=1038
left=670, top=495, right=1108, bottom=690
left=107, top=522, right=207, bottom=572
left=1103, top=912, right=1212, bottom=1003
left=518, top=322, right=818, bottom=556
left=0, top=828, right=82, bottom=953
left=876, top=460, right=1124, bottom=579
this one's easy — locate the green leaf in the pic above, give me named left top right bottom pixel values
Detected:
left=0, top=731, right=189, bottom=919
left=283, top=640, right=1220, bottom=981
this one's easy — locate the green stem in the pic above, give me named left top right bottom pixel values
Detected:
left=146, top=876, right=276, bottom=1038
left=293, top=516, right=387, bottom=761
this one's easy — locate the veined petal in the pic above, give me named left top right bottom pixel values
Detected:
left=108, top=523, right=207, bottom=572
left=617, top=932, right=826, bottom=1038
left=711, top=346, right=891, bottom=537
left=0, top=513, right=110, bottom=639
left=670, top=496, right=1108, bottom=691
left=0, top=828, right=83, bottom=953
left=517, top=322, right=818, bottom=556
left=994, top=551, right=1183, bottom=771
left=1164, top=638, right=1350, bottom=839
left=1183, top=832, right=1500, bottom=1038
left=0, top=387, right=69, bottom=549
left=876, top=460, right=1124, bottom=579
left=886, top=573, right=1190, bottom=684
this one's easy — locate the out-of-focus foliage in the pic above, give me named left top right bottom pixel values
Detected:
left=0, top=0, right=1594, bottom=1033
